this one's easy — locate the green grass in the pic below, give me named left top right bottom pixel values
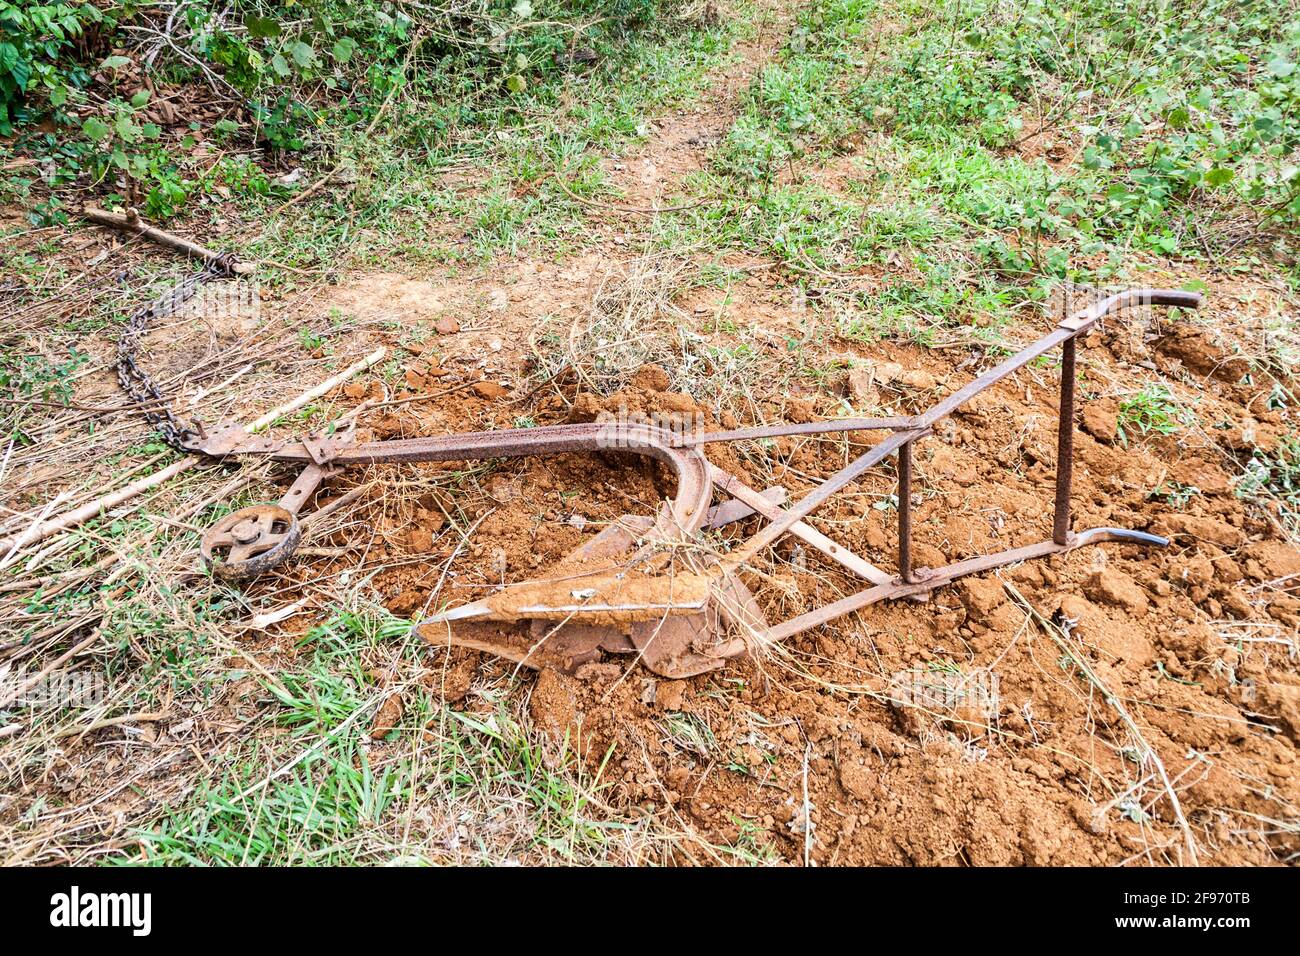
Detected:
left=655, top=0, right=1298, bottom=347
left=1117, top=383, right=1189, bottom=446
left=1, top=3, right=751, bottom=276
left=108, top=606, right=670, bottom=866
left=1238, top=436, right=1300, bottom=537
left=226, top=10, right=752, bottom=274
left=0, top=347, right=88, bottom=407
left=857, top=0, right=1300, bottom=261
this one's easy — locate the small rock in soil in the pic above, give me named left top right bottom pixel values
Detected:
left=472, top=381, right=509, bottom=400
left=957, top=576, right=1006, bottom=624
left=407, top=528, right=434, bottom=553
left=1172, top=553, right=1214, bottom=587
left=838, top=755, right=875, bottom=800
left=785, top=397, right=816, bottom=423
left=655, top=680, right=687, bottom=711
left=656, top=392, right=698, bottom=413
left=1157, top=514, right=1246, bottom=548
left=1218, top=587, right=1253, bottom=620
left=875, top=360, right=937, bottom=392
left=1057, top=594, right=1099, bottom=634
left=911, top=542, right=947, bottom=569
left=368, top=693, right=403, bottom=739
left=1084, top=568, right=1149, bottom=612
left=414, top=507, right=446, bottom=532
left=1257, top=681, right=1300, bottom=744
left=1080, top=402, right=1118, bottom=443
left=1246, top=540, right=1300, bottom=581
left=1266, top=596, right=1300, bottom=629
left=847, top=367, right=879, bottom=408
left=632, top=364, right=671, bottom=391
left=388, top=588, right=427, bottom=616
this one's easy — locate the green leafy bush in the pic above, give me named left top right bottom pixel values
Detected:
left=2, top=0, right=698, bottom=218
left=855, top=0, right=1300, bottom=261
left=0, top=1, right=104, bottom=132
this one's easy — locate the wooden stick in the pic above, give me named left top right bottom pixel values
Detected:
left=0, top=625, right=104, bottom=709
left=83, top=207, right=256, bottom=274
left=0, top=461, right=193, bottom=562
left=187, top=362, right=256, bottom=408
left=247, top=346, right=385, bottom=432
left=0, top=348, right=386, bottom=554
left=301, top=484, right=369, bottom=529
left=56, top=710, right=169, bottom=740
left=0, top=493, right=71, bottom=571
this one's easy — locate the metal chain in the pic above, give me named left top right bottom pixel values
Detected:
left=116, top=252, right=240, bottom=451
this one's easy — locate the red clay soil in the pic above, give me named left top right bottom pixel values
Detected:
left=294, top=271, right=1300, bottom=866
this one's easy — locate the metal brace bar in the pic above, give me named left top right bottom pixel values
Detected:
left=710, top=465, right=894, bottom=586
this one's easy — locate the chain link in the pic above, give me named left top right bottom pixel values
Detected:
left=116, top=253, right=240, bottom=451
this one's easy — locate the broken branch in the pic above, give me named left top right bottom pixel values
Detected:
left=83, top=207, right=255, bottom=274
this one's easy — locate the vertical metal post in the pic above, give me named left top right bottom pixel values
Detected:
left=1052, top=337, right=1076, bottom=545
left=898, top=439, right=913, bottom=583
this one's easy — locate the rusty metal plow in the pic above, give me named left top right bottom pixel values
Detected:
left=195, top=289, right=1202, bottom=678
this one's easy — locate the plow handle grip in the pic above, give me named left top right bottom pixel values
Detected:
left=1146, top=289, right=1204, bottom=310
